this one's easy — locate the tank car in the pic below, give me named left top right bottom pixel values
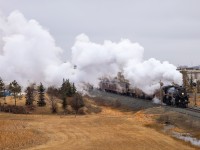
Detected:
left=162, top=85, right=189, bottom=108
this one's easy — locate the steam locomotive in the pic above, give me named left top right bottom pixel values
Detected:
left=162, top=85, right=189, bottom=108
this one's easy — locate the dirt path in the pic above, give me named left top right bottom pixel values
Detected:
left=25, top=108, right=195, bottom=150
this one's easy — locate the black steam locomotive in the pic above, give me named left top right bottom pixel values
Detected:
left=162, top=85, right=189, bottom=108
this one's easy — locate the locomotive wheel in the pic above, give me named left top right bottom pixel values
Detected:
left=185, top=103, right=188, bottom=108
left=165, top=97, right=172, bottom=105
left=163, top=96, right=166, bottom=103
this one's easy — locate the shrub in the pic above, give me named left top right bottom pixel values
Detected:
left=0, top=105, right=28, bottom=114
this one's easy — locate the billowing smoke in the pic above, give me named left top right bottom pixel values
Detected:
left=0, top=11, right=182, bottom=93
left=124, top=58, right=182, bottom=94
left=0, top=11, right=62, bottom=86
left=152, top=97, right=161, bottom=104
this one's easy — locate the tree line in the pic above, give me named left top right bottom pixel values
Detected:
left=0, top=78, right=84, bottom=115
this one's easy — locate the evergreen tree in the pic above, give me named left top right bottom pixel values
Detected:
left=60, top=79, right=68, bottom=111
left=60, top=79, right=66, bottom=96
left=71, top=83, right=77, bottom=95
left=9, top=80, right=21, bottom=106
left=25, top=86, right=34, bottom=106
left=60, top=79, right=77, bottom=97
left=60, top=79, right=77, bottom=112
left=0, top=78, right=5, bottom=97
left=66, top=79, right=72, bottom=97
left=37, top=83, right=46, bottom=107
left=0, top=78, right=5, bottom=105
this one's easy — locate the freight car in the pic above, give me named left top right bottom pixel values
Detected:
left=162, top=85, right=189, bottom=108
left=99, top=77, right=130, bottom=95
left=99, top=72, right=153, bottom=99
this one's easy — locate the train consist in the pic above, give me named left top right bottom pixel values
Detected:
left=99, top=72, right=189, bottom=108
left=99, top=72, right=154, bottom=99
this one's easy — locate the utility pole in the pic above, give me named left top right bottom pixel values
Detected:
left=3, top=89, right=6, bottom=104
left=194, top=85, right=197, bottom=106
left=192, top=80, right=197, bottom=106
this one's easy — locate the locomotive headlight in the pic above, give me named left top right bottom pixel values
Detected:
left=182, top=93, right=184, bottom=95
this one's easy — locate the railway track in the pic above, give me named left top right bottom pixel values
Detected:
left=90, top=89, right=200, bottom=118
left=89, top=89, right=157, bottom=110
left=185, top=107, right=200, bottom=113
left=172, top=106, right=200, bottom=119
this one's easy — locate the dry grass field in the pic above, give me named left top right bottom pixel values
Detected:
left=0, top=113, right=46, bottom=150
left=0, top=96, right=199, bottom=150
left=0, top=108, right=198, bottom=149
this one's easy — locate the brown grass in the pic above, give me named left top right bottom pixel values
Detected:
left=142, top=107, right=200, bottom=149
left=0, top=114, right=46, bottom=150
left=1, top=107, right=197, bottom=150
left=0, top=96, right=198, bottom=150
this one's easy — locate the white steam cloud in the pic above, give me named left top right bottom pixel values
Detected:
left=0, top=11, right=182, bottom=93
left=0, top=11, right=62, bottom=86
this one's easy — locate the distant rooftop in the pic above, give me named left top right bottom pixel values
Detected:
left=177, top=65, right=200, bottom=70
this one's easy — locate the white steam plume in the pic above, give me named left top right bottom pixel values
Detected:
left=124, top=58, right=182, bottom=94
left=0, top=11, right=182, bottom=93
left=0, top=11, right=62, bottom=86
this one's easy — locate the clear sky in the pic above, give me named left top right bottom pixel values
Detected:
left=0, top=0, right=200, bottom=66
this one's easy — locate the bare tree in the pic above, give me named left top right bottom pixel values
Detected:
left=71, top=93, right=84, bottom=117
left=47, top=86, right=59, bottom=113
